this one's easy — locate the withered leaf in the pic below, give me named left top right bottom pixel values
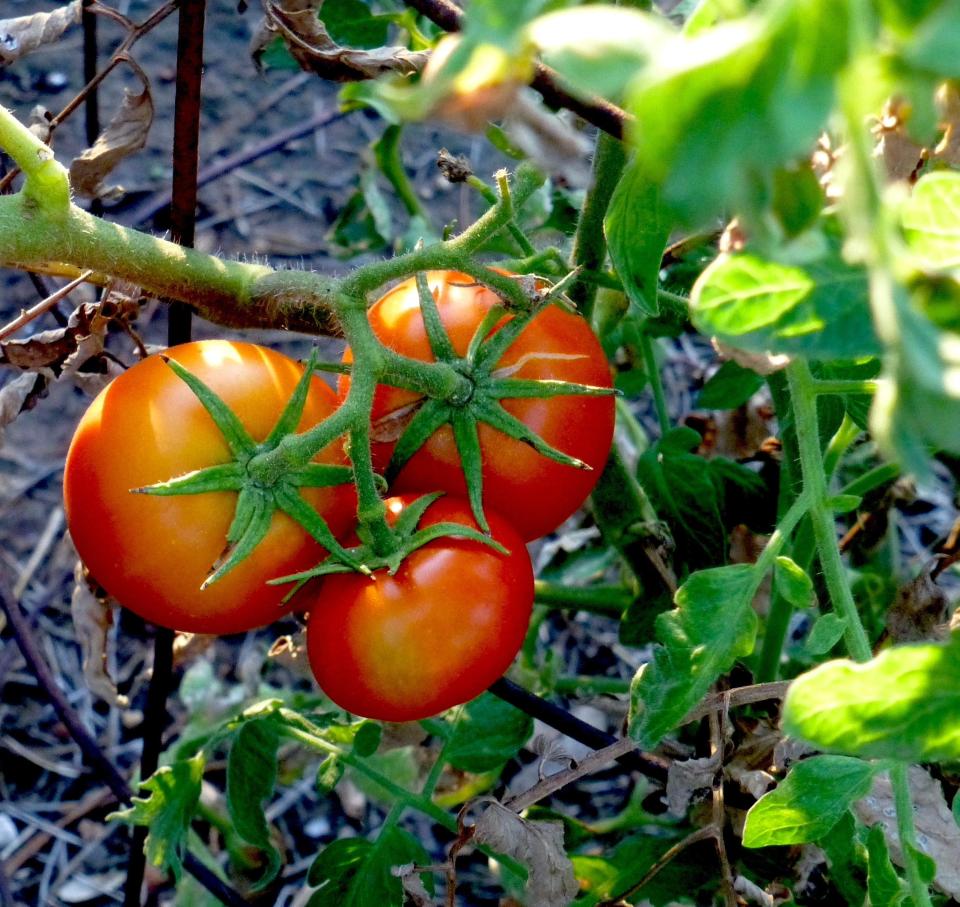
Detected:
left=0, top=1, right=81, bottom=66
left=70, top=561, right=128, bottom=708
left=853, top=766, right=960, bottom=898
left=70, top=84, right=154, bottom=200
left=0, top=371, right=46, bottom=447
left=471, top=803, right=578, bottom=907
left=255, top=0, right=427, bottom=82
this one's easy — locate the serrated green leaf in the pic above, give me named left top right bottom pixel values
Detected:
left=444, top=693, right=533, bottom=772
left=307, top=826, right=430, bottom=906
left=818, top=811, right=868, bottom=906
left=691, top=251, right=878, bottom=360
left=804, top=612, right=847, bottom=656
left=605, top=156, right=671, bottom=316
left=627, top=0, right=847, bottom=225
left=321, top=0, right=390, bottom=48
left=227, top=716, right=282, bottom=888
left=902, top=171, right=960, bottom=269
left=743, top=756, right=876, bottom=847
left=783, top=633, right=960, bottom=761
left=866, top=824, right=907, bottom=907
left=629, top=563, right=760, bottom=748
left=697, top=359, right=764, bottom=409
left=529, top=6, right=672, bottom=100
left=109, top=755, right=204, bottom=880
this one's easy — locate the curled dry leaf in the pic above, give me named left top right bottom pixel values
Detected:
left=70, top=82, right=154, bottom=200
left=884, top=563, right=949, bottom=644
left=392, top=864, right=433, bottom=907
left=0, top=371, right=45, bottom=447
left=0, top=0, right=81, bottom=66
left=713, top=339, right=791, bottom=376
left=471, top=802, right=579, bottom=907
left=666, top=753, right=720, bottom=817
left=70, top=561, right=129, bottom=708
left=254, top=0, right=428, bottom=81
left=853, top=765, right=960, bottom=898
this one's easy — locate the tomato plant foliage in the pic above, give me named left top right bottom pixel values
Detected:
left=8, top=0, right=960, bottom=903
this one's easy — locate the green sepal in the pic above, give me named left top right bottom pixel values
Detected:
left=203, top=489, right=273, bottom=589
left=392, top=491, right=444, bottom=537
left=451, top=409, right=488, bottom=532
left=466, top=305, right=506, bottom=361
left=265, top=348, right=320, bottom=446
left=275, top=486, right=368, bottom=574
left=289, top=463, right=355, bottom=488
left=385, top=398, right=452, bottom=480
left=403, top=521, right=509, bottom=559
left=485, top=377, right=617, bottom=399
left=415, top=271, right=457, bottom=360
left=133, top=462, right=245, bottom=496
left=474, top=304, right=542, bottom=370
left=161, top=356, right=256, bottom=457
left=474, top=398, right=590, bottom=469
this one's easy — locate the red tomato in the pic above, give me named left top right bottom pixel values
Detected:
left=303, top=495, right=534, bottom=721
left=64, top=340, right=355, bottom=634
left=341, top=271, right=614, bottom=541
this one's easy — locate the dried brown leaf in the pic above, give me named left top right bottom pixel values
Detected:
left=0, top=371, right=44, bottom=446
left=0, top=1, right=81, bottom=66
left=853, top=766, right=960, bottom=898
left=471, top=803, right=579, bottom=907
left=392, top=864, right=434, bottom=906
left=666, top=753, right=719, bottom=817
left=70, top=84, right=154, bottom=200
left=70, top=561, right=128, bottom=708
left=885, top=564, right=949, bottom=643
left=256, top=0, right=427, bottom=81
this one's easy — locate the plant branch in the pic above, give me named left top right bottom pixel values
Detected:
left=891, top=764, right=934, bottom=907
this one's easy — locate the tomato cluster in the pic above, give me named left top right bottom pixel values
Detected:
left=63, top=273, right=614, bottom=722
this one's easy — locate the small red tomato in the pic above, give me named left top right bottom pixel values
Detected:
left=340, top=271, right=615, bottom=541
left=303, top=495, right=534, bottom=721
left=64, top=340, right=355, bottom=634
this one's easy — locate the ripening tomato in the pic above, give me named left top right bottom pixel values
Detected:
left=340, top=271, right=615, bottom=541
left=64, top=340, right=355, bottom=634
left=303, top=494, right=534, bottom=722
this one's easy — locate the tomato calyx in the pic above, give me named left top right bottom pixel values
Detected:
left=134, top=351, right=362, bottom=585
left=271, top=491, right=509, bottom=596
left=379, top=271, right=618, bottom=532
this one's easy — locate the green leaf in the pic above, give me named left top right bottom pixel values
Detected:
left=636, top=427, right=726, bottom=572
left=804, top=612, right=848, bottom=656
left=109, top=755, right=204, bottom=880
left=826, top=494, right=861, bottom=514
left=900, top=0, right=960, bottom=76
left=307, top=826, right=430, bottom=906
left=328, top=168, right=392, bottom=257
left=604, top=157, right=671, bottom=316
left=697, top=359, right=764, bottom=409
left=783, top=633, right=960, bottom=761
left=691, top=250, right=879, bottom=360
left=771, top=162, right=824, bottom=237
left=528, top=6, right=672, bottom=100
left=742, top=755, right=876, bottom=847
left=352, top=721, right=382, bottom=758
left=627, top=0, right=848, bottom=225
left=629, top=563, right=760, bottom=748
left=774, top=556, right=813, bottom=608
left=866, top=824, right=907, bottom=907
left=444, top=693, right=533, bottom=772
left=321, top=0, right=390, bottom=48
left=227, top=717, right=282, bottom=888
left=818, top=811, right=868, bottom=906
left=902, top=171, right=960, bottom=269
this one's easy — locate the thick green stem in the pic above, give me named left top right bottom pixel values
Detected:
left=891, top=763, right=934, bottom=907
left=787, top=360, right=871, bottom=662
left=534, top=580, right=632, bottom=615
left=466, top=175, right=536, bottom=257
left=568, top=131, right=627, bottom=322
left=811, top=378, right=880, bottom=396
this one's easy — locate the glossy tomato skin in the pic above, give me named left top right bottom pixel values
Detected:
left=64, top=340, right=355, bottom=634
left=340, top=271, right=615, bottom=541
left=304, top=495, right=534, bottom=722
